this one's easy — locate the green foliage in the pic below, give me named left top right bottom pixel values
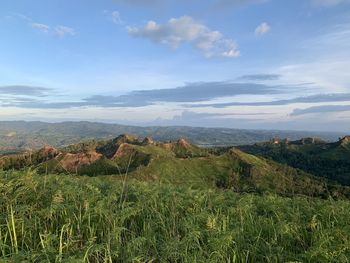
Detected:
left=171, top=143, right=209, bottom=158
left=1, top=171, right=350, bottom=262
left=113, top=150, right=151, bottom=174
left=62, top=140, right=103, bottom=154
left=78, top=159, right=120, bottom=176
left=0, top=147, right=59, bottom=170
left=239, top=138, right=350, bottom=185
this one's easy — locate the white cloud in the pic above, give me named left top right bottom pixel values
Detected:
left=221, top=40, right=240, bottom=58
left=127, top=16, right=240, bottom=58
left=255, top=22, right=270, bottom=35
left=312, top=0, right=350, bottom=6
left=31, top=23, right=50, bottom=33
left=112, top=11, right=123, bottom=24
left=54, top=26, right=76, bottom=38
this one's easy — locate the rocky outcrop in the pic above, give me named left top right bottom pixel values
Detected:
left=142, top=137, right=154, bottom=145
left=177, top=138, right=191, bottom=149
left=37, top=145, right=60, bottom=160
left=338, top=136, right=350, bottom=148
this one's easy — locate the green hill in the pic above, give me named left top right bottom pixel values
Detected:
left=1, top=134, right=349, bottom=199
left=238, top=136, right=350, bottom=186
left=1, top=135, right=350, bottom=261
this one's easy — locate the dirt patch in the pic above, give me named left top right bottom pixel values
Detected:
left=113, top=143, right=135, bottom=158
left=5, top=132, right=16, bottom=137
left=60, top=151, right=103, bottom=172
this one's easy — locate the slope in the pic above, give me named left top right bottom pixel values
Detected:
left=238, top=136, right=350, bottom=185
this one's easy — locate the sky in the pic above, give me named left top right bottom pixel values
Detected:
left=1, top=0, right=350, bottom=132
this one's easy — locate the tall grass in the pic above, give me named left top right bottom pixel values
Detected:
left=0, top=170, right=350, bottom=262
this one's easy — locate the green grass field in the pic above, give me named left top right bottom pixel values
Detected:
left=1, top=171, right=350, bottom=262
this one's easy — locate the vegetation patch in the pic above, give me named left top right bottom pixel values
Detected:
left=0, top=171, right=350, bottom=262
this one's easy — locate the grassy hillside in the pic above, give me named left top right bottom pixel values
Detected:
left=1, top=135, right=349, bottom=199
left=239, top=136, right=350, bottom=186
left=0, top=121, right=344, bottom=154
left=1, top=135, right=350, bottom=261
left=0, top=171, right=349, bottom=262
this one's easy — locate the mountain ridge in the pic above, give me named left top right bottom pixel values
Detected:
left=1, top=134, right=349, bottom=199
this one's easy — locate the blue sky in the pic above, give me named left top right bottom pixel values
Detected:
left=1, top=0, right=350, bottom=132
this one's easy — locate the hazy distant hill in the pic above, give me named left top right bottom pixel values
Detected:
left=0, top=121, right=344, bottom=154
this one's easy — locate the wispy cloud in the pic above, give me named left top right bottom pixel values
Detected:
left=54, top=26, right=76, bottom=38
left=255, top=22, right=270, bottom=35
left=185, top=93, right=350, bottom=108
left=112, top=11, right=123, bottom=24
left=31, top=23, right=50, bottom=33
left=14, top=13, right=76, bottom=38
left=0, top=85, right=52, bottom=96
left=127, top=16, right=240, bottom=58
left=291, top=105, right=350, bottom=116
left=238, top=74, right=280, bottom=81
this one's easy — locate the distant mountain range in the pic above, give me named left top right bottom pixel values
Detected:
left=1, top=133, right=350, bottom=199
left=0, top=121, right=345, bottom=154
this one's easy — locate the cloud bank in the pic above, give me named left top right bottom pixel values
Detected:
left=0, top=82, right=281, bottom=108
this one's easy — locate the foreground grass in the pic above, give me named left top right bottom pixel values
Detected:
left=0, top=171, right=350, bottom=262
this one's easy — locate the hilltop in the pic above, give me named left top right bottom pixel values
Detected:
left=1, top=134, right=349, bottom=199
left=239, top=136, right=350, bottom=185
